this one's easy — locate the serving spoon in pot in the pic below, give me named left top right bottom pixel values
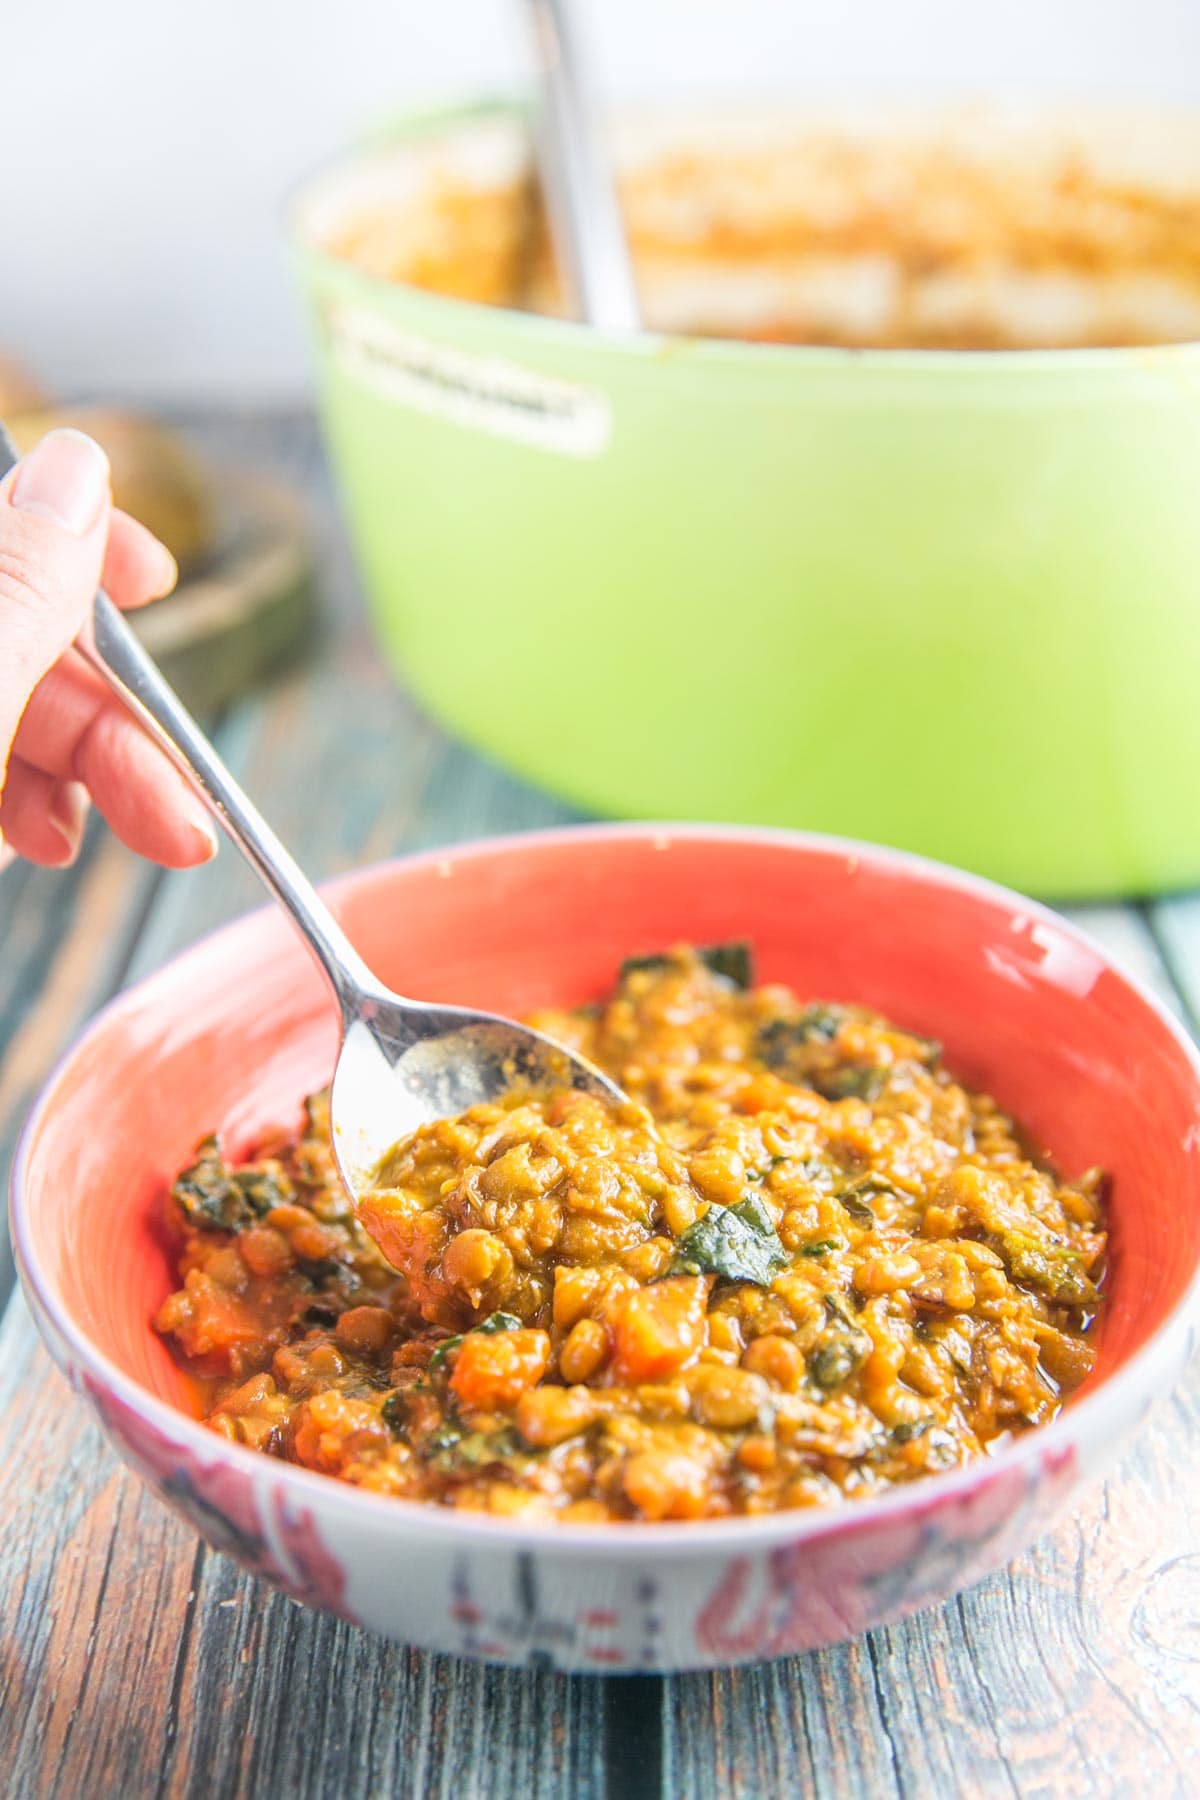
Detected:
left=521, top=0, right=641, bottom=331
left=0, top=427, right=625, bottom=1198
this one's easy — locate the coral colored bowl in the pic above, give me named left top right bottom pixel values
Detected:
left=11, top=825, right=1200, bottom=1671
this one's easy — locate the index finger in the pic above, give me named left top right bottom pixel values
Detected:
left=0, top=430, right=111, bottom=774
left=103, top=508, right=179, bottom=611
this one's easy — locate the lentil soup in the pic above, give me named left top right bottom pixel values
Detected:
left=157, top=945, right=1105, bottom=1522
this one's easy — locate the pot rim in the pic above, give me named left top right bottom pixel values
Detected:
left=286, top=94, right=1200, bottom=373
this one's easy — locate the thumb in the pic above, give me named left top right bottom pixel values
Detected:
left=0, top=428, right=112, bottom=779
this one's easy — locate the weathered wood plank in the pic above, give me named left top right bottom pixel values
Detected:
left=0, top=1296, right=210, bottom=1798
left=0, top=834, right=162, bottom=1306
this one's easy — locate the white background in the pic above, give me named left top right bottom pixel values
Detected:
left=7, top=0, right=1199, bottom=401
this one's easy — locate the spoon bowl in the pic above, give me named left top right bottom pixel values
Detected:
left=330, top=994, right=623, bottom=1197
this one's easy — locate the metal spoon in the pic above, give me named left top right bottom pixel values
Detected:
left=522, top=0, right=641, bottom=330
left=0, top=427, right=625, bottom=1198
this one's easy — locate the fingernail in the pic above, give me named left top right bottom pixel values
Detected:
left=187, top=808, right=219, bottom=864
left=150, top=544, right=180, bottom=599
left=47, top=782, right=90, bottom=866
left=11, top=428, right=110, bottom=535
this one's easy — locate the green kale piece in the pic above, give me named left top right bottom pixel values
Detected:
left=171, top=1137, right=290, bottom=1233
left=811, top=1065, right=887, bottom=1103
left=836, top=1174, right=909, bottom=1225
left=414, top=1410, right=523, bottom=1473
left=999, top=1231, right=1099, bottom=1308
left=756, top=1006, right=850, bottom=1070
left=809, top=1294, right=871, bottom=1391
left=890, top=1419, right=933, bottom=1445
left=619, top=941, right=755, bottom=991
left=380, top=1391, right=409, bottom=1435
left=670, top=1193, right=787, bottom=1286
left=809, top=1341, right=862, bottom=1391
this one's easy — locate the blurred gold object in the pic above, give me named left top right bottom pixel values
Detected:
left=4, top=390, right=314, bottom=708
left=7, top=406, right=219, bottom=575
left=0, top=354, right=48, bottom=415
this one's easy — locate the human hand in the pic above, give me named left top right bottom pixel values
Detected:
left=0, top=428, right=218, bottom=870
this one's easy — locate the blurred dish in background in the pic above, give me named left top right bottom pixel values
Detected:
left=10, top=406, right=219, bottom=575
left=0, top=355, right=49, bottom=416
left=5, top=392, right=316, bottom=713
left=292, top=100, right=1200, bottom=900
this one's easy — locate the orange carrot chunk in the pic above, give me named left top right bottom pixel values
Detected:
left=609, top=1275, right=710, bottom=1385
left=449, top=1328, right=551, bottom=1410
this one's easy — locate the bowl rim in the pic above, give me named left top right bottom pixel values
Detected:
left=286, top=95, right=1200, bottom=374
left=12, top=820, right=1200, bottom=1557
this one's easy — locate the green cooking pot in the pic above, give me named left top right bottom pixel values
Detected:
left=291, top=101, right=1200, bottom=899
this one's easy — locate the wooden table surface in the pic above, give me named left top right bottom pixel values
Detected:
left=2, top=411, right=1199, bottom=1800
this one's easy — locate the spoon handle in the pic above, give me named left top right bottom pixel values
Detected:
left=523, top=0, right=641, bottom=330
left=83, top=592, right=381, bottom=1011
left=0, top=422, right=378, bottom=1017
